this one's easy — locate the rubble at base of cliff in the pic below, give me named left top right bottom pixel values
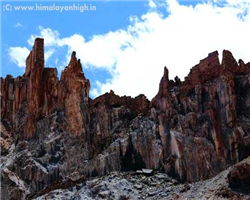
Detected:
left=34, top=157, right=250, bottom=200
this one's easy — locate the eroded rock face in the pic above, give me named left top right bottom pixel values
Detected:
left=1, top=38, right=250, bottom=199
left=150, top=50, right=250, bottom=182
left=60, top=52, right=90, bottom=136
left=0, top=122, right=13, bottom=156
left=1, top=39, right=90, bottom=139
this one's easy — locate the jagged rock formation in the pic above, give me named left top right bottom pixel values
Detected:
left=1, top=38, right=250, bottom=199
left=1, top=39, right=90, bottom=138
left=151, top=50, right=250, bottom=182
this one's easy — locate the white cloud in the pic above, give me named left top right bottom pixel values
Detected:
left=15, top=22, right=22, bottom=28
left=9, top=47, right=30, bottom=68
left=149, top=0, right=157, bottom=9
left=45, top=49, right=55, bottom=63
left=92, top=0, right=250, bottom=99
left=58, top=31, right=132, bottom=72
left=90, top=88, right=99, bottom=97
left=9, top=0, right=250, bottom=100
left=55, top=58, right=59, bottom=65
left=28, top=26, right=60, bottom=47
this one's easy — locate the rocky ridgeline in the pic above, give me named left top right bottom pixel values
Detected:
left=1, top=38, right=250, bottom=199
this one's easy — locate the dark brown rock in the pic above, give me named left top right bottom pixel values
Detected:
left=0, top=122, right=13, bottom=156
left=157, top=66, right=170, bottom=98
left=228, top=156, right=250, bottom=190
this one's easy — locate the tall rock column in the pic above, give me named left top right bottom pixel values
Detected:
left=60, top=52, right=90, bottom=136
left=24, top=38, right=45, bottom=138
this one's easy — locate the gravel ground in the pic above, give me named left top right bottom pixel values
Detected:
left=36, top=168, right=250, bottom=200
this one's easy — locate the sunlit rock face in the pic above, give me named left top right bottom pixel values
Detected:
left=1, top=38, right=250, bottom=199
left=1, top=39, right=90, bottom=138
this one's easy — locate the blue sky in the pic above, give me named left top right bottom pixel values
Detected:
left=1, top=0, right=250, bottom=99
left=1, top=1, right=150, bottom=81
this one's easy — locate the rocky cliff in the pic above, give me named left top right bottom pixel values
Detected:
left=1, top=38, right=250, bottom=199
